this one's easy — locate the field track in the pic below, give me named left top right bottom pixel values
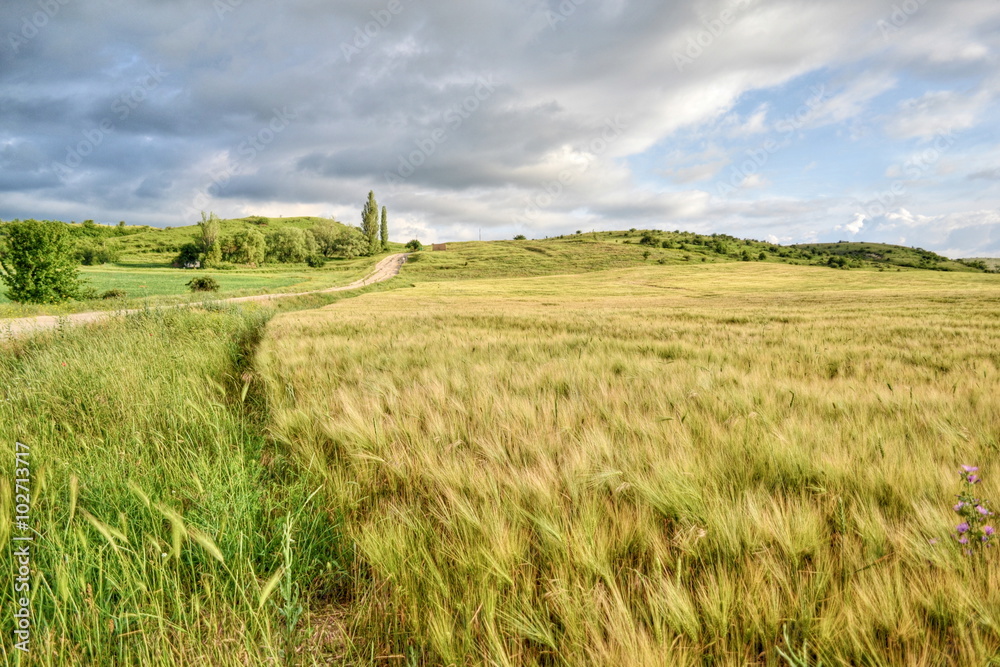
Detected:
left=0, top=252, right=408, bottom=338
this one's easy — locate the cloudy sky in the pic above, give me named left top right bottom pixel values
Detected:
left=1, top=0, right=999, bottom=255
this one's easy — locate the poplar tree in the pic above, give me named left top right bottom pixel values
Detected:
left=380, top=206, right=388, bottom=251
left=361, top=191, right=380, bottom=256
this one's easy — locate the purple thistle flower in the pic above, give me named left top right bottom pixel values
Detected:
left=977, top=505, right=990, bottom=516
left=968, top=475, right=981, bottom=484
left=957, top=522, right=970, bottom=533
left=962, top=465, right=979, bottom=473
left=959, top=536, right=970, bottom=545
left=954, top=502, right=966, bottom=511
left=985, top=526, right=995, bottom=536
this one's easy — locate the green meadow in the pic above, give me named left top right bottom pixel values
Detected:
left=1, top=232, right=999, bottom=665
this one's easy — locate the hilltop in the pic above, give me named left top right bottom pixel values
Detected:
left=402, top=229, right=991, bottom=281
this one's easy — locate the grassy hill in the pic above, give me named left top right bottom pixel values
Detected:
left=792, top=241, right=981, bottom=272
left=401, top=230, right=989, bottom=282
left=963, top=257, right=1000, bottom=271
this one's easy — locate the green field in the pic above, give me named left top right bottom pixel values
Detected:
left=1, top=236, right=999, bottom=664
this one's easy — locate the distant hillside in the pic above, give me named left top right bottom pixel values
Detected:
left=791, top=241, right=982, bottom=272
left=962, top=257, right=1000, bottom=272
left=400, top=229, right=991, bottom=282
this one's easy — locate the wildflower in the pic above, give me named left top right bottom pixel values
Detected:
left=968, top=474, right=981, bottom=484
left=977, top=505, right=990, bottom=516
left=962, top=465, right=979, bottom=473
left=985, top=526, right=995, bottom=536
left=957, top=522, right=970, bottom=534
left=954, top=502, right=966, bottom=511
left=959, top=536, right=969, bottom=545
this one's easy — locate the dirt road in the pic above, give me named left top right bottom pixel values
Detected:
left=0, top=253, right=409, bottom=338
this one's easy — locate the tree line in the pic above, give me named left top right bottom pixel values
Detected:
left=176, top=191, right=390, bottom=269
left=0, top=191, right=395, bottom=303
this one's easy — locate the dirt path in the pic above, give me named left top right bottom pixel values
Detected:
left=0, top=253, right=409, bottom=339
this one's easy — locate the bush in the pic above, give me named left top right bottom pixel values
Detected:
left=639, top=234, right=657, bottom=246
left=514, top=234, right=527, bottom=240
left=186, top=276, right=220, bottom=292
left=101, top=289, right=127, bottom=299
left=0, top=219, right=82, bottom=303
left=306, top=254, right=326, bottom=268
left=405, top=239, right=423, bottom=251
left=78, top=240, right=121, bottom=265
left=173, top=242, right=203, bottom=268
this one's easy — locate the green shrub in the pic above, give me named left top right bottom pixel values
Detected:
left=0, top=219, right=82, bottom=303
left=173, top=242, right=203, bottom=268
left=513, top=234, right=527, bottom=240
left=306, top=254, right=326, bottom=268
left=186, top=276, right=220, bottom=292
left=405, top=239, right=423, bottom=251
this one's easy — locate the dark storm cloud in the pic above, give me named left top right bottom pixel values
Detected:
left=0, top=0, right=998, bottom=253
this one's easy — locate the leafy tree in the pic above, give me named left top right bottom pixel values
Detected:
left=310, top=221, right=344, bottom=257
left=514, top=234, right=527, bottom=240
left=380, top=206, right=389, bottom=251
left=361, top=191, right=380, bottom=256
left=405, top=239, right=423, bottom=251
left=266, top=227, right=315, bottom=263
left=330, top=227, right=368, bottom=258
left=224, top=228, right=267, bottom=265
left=198, top=211, right=222, bottom=266
left=173, top=243, right=203, bottom=268
left=0, top=219, right=82, bottom=303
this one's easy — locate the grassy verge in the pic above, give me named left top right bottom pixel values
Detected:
left=259, top=263, right=1000, bottom=665
left=0, top=305, right=356, bottom=665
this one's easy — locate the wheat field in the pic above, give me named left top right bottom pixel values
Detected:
left=259, top=262, right=1000, bottom=665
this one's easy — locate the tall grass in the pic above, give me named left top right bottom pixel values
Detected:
left=0, top=306, right=351, bottom=665
left=259, top=263, right=1000, bottom=665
